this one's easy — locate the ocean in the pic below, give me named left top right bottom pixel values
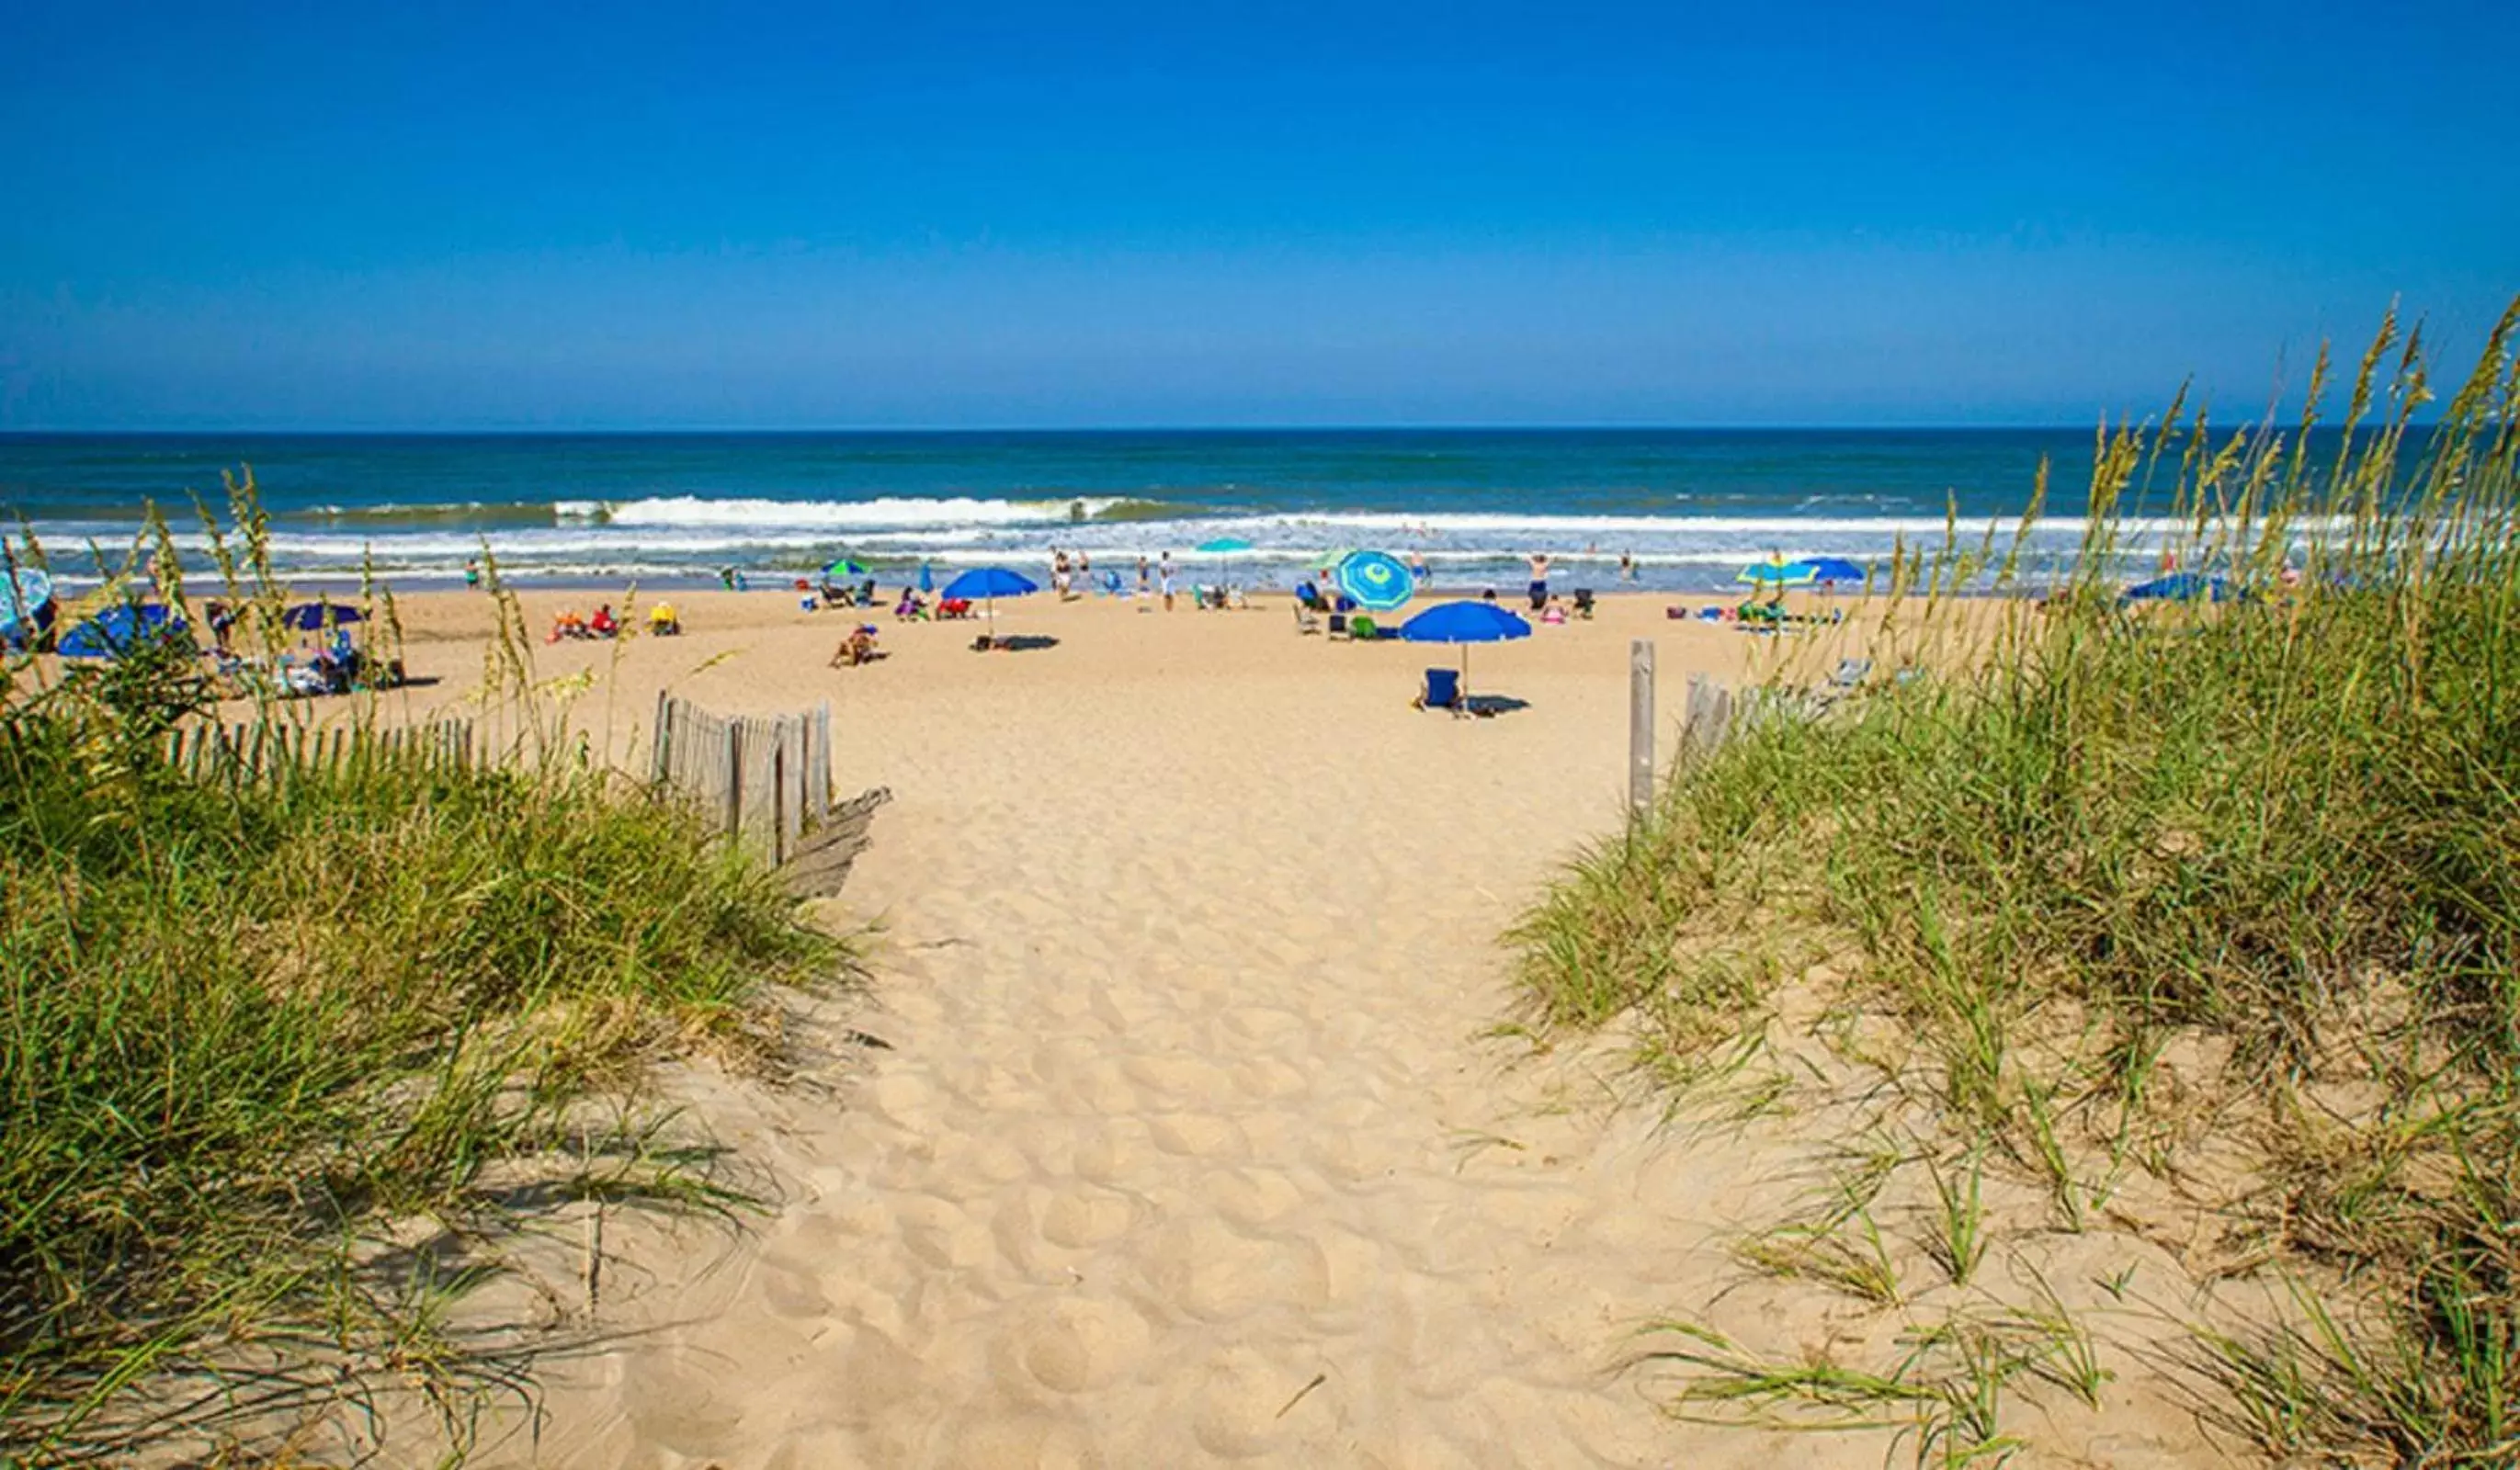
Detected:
left=0, top=428, right=2277, bottom=594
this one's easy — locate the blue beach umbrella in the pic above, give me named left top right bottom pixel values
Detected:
left=281, top=601, right=364, bottom=631
left=59, top=602, right=187, bottom=660
left=917, top=560, right=935, bottom=594
left=941, top=566, right=1039, bottom=641
left=1400, top=599, right=1531, bottom=686
left=1336, top=549, right=1417, bottom=613
left=1789, top=557, right=1870, bottom=586
left=0, top=566, right=52, bottom=647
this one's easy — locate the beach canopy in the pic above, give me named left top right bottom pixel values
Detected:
left=823, top=558, right=869, bottom=580
left=281, top=601, right=363, bottom=631
left=59, top=602, right=187, bottom=660
left=1790, top=557, right=1869, bottom=584
left=2124, top=571, right=2235, bottom=603
left=0, top=567, right=52, bottom=641
left=1336, top=549, right=1416, bottom=612
left=1737, top=558, right=1817, bottom=587
left=942, top=567, right=1039, bottom=601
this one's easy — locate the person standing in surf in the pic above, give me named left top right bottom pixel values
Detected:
left=1527, top=551, right=1550, bottom=612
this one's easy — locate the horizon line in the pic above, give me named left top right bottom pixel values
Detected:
left=0, top=421, right=2377, bottom=436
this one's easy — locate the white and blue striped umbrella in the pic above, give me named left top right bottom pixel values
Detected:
left=1336, top=549, right=1416, bottom=613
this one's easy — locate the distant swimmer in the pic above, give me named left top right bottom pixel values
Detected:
left=1070, top=499, right=1087, bottom=523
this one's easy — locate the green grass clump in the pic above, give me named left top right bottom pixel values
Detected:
left=1, top=545, right=836, bottom=1459
left=1519, top=300, right=2520, bottom=1464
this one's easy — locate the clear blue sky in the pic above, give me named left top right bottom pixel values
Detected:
left=2, top=0, right=2512, bottom=428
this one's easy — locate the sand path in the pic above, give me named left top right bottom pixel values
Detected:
left=473, top=601, right=1819, bottom=1467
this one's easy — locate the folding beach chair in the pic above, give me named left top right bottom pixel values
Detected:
left=1293, top=601, right=1322, bottom=635
left=1326, top=612, right=1349, bottom=639
left=1415, top=666, right=1464, bottom=714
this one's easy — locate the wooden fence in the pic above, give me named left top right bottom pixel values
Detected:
left=165, top=718, right=476, bottom=780
left=646, top=694, right=833, bottom=861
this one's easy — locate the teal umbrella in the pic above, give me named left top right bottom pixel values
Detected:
left=1736, top=557, right=1816, bottom=589
left=1336, top=549, right=1416, bottom=613
left=1196, top=536, right=1254, bottom=592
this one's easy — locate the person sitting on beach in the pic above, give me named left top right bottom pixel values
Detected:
left=831, top=625, right=880, bottom=667
left=549, top=608, right=586, bottom=641
left=589, top=604, right=619, bottom=639
left=1540, top=598, right=1568, bottom=625
left=937, top=596, right=973, bottom=619
left=894, top=586, right=926, bottom=618
left=648, top=602, right=681, bottom=636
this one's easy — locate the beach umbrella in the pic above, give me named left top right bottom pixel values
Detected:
left=1335, top=549, right=1416, bottom=613
left=1399, top=599, right=1531, bottom=691
left=1789, top=557, right=1870, bottom=586
left=823, top=557, right=870, bottom=582
left=1736, top=557, right=1817, bottom=588
left=2123, top=571, right=2234, bottom=603
left=940, top=565, right=1039, bottom=644
left=917, top=560, right=935, bottom=594
left=0, top=566, right=52, bottom=646
left=1196, top=536, right=1253, bottom=589
left=281, top=601, right=364, bottom=631
left=59, top=602, right=186, bottom=661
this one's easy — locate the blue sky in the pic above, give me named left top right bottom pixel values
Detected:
left=2, top=0, right=2513, bottom=428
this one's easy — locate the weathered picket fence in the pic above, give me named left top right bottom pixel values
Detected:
left=646, top=694, right=833, bottom=862
left=164, top=717, right=476, bottom=779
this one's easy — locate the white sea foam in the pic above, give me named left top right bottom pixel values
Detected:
left=553, top=495, right=1130, bottom=528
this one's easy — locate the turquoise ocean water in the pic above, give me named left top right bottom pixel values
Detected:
left=0, top=429, right=2311, bottom=594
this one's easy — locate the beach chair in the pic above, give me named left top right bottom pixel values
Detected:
left=1415, top=666, right=1464, bottom=714
left=1293, top=602, right=1322, bottom=635
left=1296, top=582, right=1328, bottom=612
left=1326, top=612, right=1350, bottom=639
left=1573, top=588, right=1596, bottom=618
left=858, top=578, right=878, bottom=605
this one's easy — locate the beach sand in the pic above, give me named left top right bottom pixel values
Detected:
left=292, top=588, right=2218, bottom=1467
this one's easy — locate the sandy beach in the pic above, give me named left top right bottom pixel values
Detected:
left=273, top=586, right=2217, bottom=1468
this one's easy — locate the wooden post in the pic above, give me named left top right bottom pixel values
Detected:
left=771, top=729, right=788, bottom=865
left=650, top=691, right=671, bottom=785
left=724, top=718, right=744, bottom=841
left=1629, top=639, right=1656, bottom=820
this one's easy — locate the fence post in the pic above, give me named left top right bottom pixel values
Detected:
left=723, top=718, right=744, bottom=841
left=771, top=729, right=788, bottom=865
left=650, top=691, right=671, bottom=786
left=1629, top=639, right=1655, bottom=820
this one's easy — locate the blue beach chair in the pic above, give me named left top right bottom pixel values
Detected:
left=1417, top=667, right=1462, bottom=713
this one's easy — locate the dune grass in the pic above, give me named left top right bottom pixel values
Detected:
left=1519, top=302, right=2520, bottom=1464
left=1, top=500, right=840, bottom=1461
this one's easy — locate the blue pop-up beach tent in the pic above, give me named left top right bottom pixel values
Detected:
left=2123, top=571, right=2235, bottom=603
left=59, top=602, right=187, bottom=660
